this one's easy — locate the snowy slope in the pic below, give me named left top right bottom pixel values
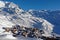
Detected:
left=0, top=1, right=59, bottom=40
left=28, top=10, right=60, bottom=34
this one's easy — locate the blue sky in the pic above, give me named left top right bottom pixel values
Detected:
left=3, top=0, right=60, bottom=10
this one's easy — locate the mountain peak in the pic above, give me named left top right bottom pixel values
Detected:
left=0, top=1, right=54, bottom=35
left=0, top=1, right=19, bottom=8
left=0, top=1, right=60, bottom=40
left=0, top=1, right=24, bottom=15
left=0, top=1, right=5, bottom=8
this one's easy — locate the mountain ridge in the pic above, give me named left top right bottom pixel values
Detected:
left=0, top=1, right=60, bottom=40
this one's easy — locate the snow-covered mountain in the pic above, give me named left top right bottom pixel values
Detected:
left=0, top=1, right=60, bottom=40
left=28, top=10, right=60, bottom=34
